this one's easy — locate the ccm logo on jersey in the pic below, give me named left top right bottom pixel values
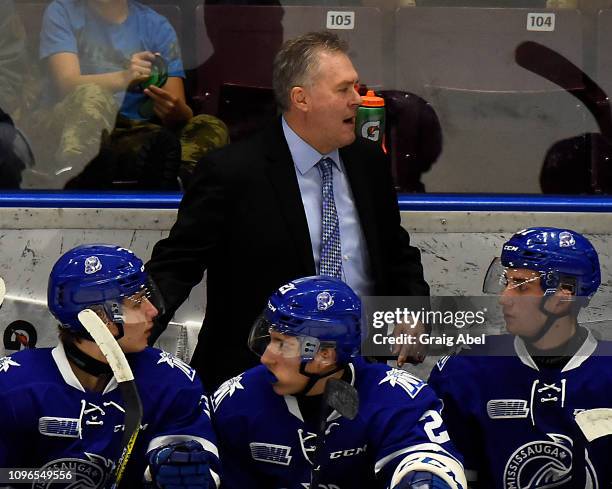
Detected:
left=503, top=245, right=519, bottom=251
left=330, top=444, right=367, bottom=459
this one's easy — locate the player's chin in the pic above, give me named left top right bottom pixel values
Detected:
left=271, top=383, right=290, bottom=395
left=271, top=381, right=301, bottom=396
left=504, top=320, right=522, bottom=336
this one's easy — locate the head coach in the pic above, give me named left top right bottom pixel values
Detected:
left=145, top=31, right=430, bottom=392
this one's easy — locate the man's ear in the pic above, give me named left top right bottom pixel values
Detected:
left=290, top=86, right=309, bottom=113
left=548, top=287, right=575, bottom=314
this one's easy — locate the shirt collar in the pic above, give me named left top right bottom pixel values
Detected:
left=52, top=342, right=118, bottom=394
left=282, top=116, right=341, bottom=175
left=513, top=329, right=597, bottom=372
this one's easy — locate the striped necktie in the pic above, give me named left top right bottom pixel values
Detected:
left=317, top=157, right=342, bottom=279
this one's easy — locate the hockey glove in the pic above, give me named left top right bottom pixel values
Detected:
left=393, top=470, right=452, bottom=489
left=146, top=440, right=217, bottom=489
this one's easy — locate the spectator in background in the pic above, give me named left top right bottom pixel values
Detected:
left=0, top=108, right=34, bottom=189
left=0, top=0, right=28, bottom=117
left=0, top=0, right=34, bottom=188
left=31, top=0, right=228, bottom=189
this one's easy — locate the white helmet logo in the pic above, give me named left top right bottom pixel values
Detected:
left=316, top=292, right=334, bottom=311
left=559, top=231, right=575, bottom=248
left=84, top=256, right=102, bottom=275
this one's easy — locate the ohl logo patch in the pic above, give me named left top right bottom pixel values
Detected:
left=503, top=433, right=573, bottom=489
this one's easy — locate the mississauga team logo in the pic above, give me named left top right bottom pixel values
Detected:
left=503, top=434, right=573, bottom=489
left=316, top=292, right=334, bottom=311
left=33, top=453, right=113, bottom=488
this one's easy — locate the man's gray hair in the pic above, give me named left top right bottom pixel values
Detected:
left=272, top=31, right=349, bottom=112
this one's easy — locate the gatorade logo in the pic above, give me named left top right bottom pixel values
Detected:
left=361, top=121, right=381, bottom=142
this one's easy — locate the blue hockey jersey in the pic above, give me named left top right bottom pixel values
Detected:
left=212, top=357, right=466, bottom=489
left=0, top=344, right=219, bottom=488
left=428, top=332, right=612, bottom=489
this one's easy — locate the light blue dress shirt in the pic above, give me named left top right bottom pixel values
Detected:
left=282, top=117, right=374, bottom=297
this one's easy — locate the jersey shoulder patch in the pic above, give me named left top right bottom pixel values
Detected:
left=0, top=356, right=21, bottom=373
left=211, top=373, right=246, bottom=412
left=155, top=350, right=196, bottom=381
left=436, top=355, right=451, bottom=372
left=210, top=366, right=269, bottom=413
left=134, top=348, right=197, bottom=383
left=377, top=367, right=426, bottom=399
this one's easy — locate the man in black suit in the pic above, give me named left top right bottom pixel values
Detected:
left=146, top=31, right=430, bottom=392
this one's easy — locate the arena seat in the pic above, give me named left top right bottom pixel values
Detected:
left=596, top=9, right=612, bottom=100
left=193, top=4, right=384, bottom=125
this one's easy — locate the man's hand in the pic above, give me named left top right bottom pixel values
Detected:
left=392, top=321, right=428, bottom=367
left=124, top=51, right=155, bottom=86
left=145, top=440, right=218, bottom=489
left=144, top=84, right=193, bottom=125
left=393, top=471, right=452, bottom=489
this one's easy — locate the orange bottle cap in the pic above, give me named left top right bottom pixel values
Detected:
left=361, top=90, right=384, bottom=107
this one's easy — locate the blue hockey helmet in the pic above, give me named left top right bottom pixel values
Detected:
left=483, top=227, right=600, bottom=298
left=48, top=244, right=164, bottom=338
left=248, top=276, right=361, bottom=365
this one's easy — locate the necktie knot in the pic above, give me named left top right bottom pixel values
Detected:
left=317, top=157, right=334, bottom=178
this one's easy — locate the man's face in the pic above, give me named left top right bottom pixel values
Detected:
left=499, top=268, right=547, bottom=337
left=300, top=51, right=362, bottom=154
left=116, top=291, right=159, bottom=353
left=260, top=330, right=310, bottom=395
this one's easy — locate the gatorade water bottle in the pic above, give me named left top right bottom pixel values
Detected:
left=356, top=90, right=386, bottom=152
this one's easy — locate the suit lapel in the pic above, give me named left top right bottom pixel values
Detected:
left=263, top=120, right=316, bottom=275
left=340, top=144, right=384, bottom=287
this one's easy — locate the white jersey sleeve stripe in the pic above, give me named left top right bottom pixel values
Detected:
left=390, top=451, right=468, bottom=489
left=374, top=442, right=460, bottom=474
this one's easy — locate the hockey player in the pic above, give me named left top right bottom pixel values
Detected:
left=212, top=275, right=467, bottom=489
left=428, top=227, right=612, bottom=488
left=0, top=244, right=219, bottom=489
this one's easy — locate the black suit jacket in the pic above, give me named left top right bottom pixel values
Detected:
left=146, top=118, right=429, bottom=391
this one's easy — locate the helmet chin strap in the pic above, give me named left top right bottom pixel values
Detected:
left=297, top=360, right=344, bottom=396
left=519, top=295, right=569, bottom=345
left=64, top=340, right=113, bottom=377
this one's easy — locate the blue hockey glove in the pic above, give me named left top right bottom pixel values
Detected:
left=146, top=440, right=217, bottom=489
left=393, top=470, right=452, bottom=489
